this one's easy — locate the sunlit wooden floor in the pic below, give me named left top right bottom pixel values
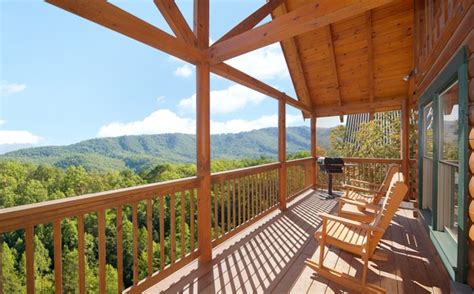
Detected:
left=145, top=190, right=450, bottom=293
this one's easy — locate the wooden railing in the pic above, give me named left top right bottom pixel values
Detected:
left=286, top=157, right=313, bottom=200
left=1, top=156, right=410, bottom=293
left=0, top=177, right=201, bottom=293
left=316, top=157, right=402, bottom=192
left=210, top=162, right=281, bottom=246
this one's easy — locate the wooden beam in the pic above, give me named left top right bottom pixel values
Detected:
left=211, top=63, right=312, bottom=114
left=154, top=0, right=197, bottom=46
left=326, top=25, right=343, bottom=108
left=314, top=97, right=404, bottom=117
left=366, top=11, right=374, bottom=103
left=209, top=0, right=394, bottom=63
left=194, top=0, right=212, bottom=264
left=215, top=0, right=284, bottom=44
left=46, top=0, right=202, bottom=63
left=272, top=3, right=313, bottom=116
left=278, top=99, right=287, bottom=210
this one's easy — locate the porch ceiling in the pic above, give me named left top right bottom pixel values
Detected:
left=273, top=0, right=414, bottom=117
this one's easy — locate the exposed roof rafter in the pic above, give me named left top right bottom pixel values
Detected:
left=366, top=11, right=375, bottom=103
left=215, top=0, right=284, bottom=44
left=211, top=63, right=312, bottom=115
left=46, top=0, right=203, bottom=63
left=209, top=0, right=394, bottom=63
left=272, top=2, right=313, bottom=117
left=154, top=0, right=197, bottom=47
left=326, top=25, right=343, bottom=108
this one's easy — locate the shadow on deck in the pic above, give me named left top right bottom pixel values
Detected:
left=145, top=191, right=450, bottom=293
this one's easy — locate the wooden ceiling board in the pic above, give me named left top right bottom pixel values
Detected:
left=277, top=0, right=413, bottom=116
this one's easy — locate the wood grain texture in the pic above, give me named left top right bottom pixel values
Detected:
left=45, top=0, right=202, bottom=63
left=209, top=0, right=394, bottom=62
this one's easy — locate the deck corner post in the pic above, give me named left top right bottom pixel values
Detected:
left=279, top=99, right=287, bottom=210
left=311, top=115, right=318, bottom=190
left=401, top=97, right=410, bottom=198
left=195, top=0, right=212, bottom=264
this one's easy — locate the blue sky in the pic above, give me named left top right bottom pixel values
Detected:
left=0, top=0, right=342, bottom=153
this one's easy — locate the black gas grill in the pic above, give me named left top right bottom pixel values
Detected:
left=317, top=157, right=344, bottom=197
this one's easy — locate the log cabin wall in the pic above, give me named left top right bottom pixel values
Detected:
left=467, top=35, right=474, bottom=287
left=414, top=0, right=473, bottom=100
left=413, top=0, right=473, bottom=286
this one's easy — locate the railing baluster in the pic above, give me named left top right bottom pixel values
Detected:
left=213, top=184, right=218, bottom=238
left=53, top=220, right=62, bottom=294
left=227, top=181, right=231, bottom=232
left=98, top=209, right=106, bottom=294
left=247, top=176, right=251, bottom=221
left=190, top=189, right=195, bottom=252
left=237, top=178, right=241, bottom=227
left=170, top=193, right=176, bottom=264
left=180, top=191, right=186, bottom=259
left=159, top=197, right=165, bottom=271
left=232, top=179, right=236, bottom=230
left=116, top=206, right=123, bottom=292
left=25, top=226, right=34, bottom=294
left=147, top=199, right=153, bottom=276
left=132, top=203, right=139, bottom=285
left=220, top=183, right=225, bottom=235
left=78, top=215, right=86, bottom=294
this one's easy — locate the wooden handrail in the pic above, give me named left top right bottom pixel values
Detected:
left=0, top=176, right=201, bottom=233
left=341, top=157, right=402, bottom=164
left=286, top=157, right=314, bottom=166
left=211, top=162, right=281, bottom=183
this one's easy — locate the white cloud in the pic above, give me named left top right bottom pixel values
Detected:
left=97, top=108, right=302, bottom=138
left=179, top=84, right=267, bottom=114
left=211, top=113, right=300, bottom=134
left=0, top=81, right=26, bottom=96
left=227, top=43, right=288, bottom=80
left=98, top=109, right=195, bottom=137
left=173, top=64, right=193, bottom=78
left=0, top=130, right=42, bottom=145
left=0, top=120, right=6, bottom=126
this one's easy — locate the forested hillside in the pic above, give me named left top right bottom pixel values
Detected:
left=0, top=157, right=280, bottom=292
left=0, top=127, right=332, bottom=172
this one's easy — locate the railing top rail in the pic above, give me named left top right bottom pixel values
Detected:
left=211, top=162, right=281, bottom=183
left=286, top=157, right=314, bottom=166
left=0, top=176, right=201, bottom=233
left=341, top=157, right=402, bottom=164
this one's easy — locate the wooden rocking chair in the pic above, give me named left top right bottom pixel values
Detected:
left=305, top=173, right=408, bottom=293
left=338, top=164, right=401, bottom=223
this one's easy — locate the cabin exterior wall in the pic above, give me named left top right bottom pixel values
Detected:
left=413, top=0, right=473, bottom=286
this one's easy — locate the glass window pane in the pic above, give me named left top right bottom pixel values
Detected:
left=423, top=103, right=433, bottom=157
left=441, top=81, right=459, bottom=163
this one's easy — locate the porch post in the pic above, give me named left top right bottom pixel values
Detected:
left=311, top=115, right=318, bottom=189
left=279, top=99, right=287, bottom=210
left=401, top=97, right=411, bottom=196
left=195, top=0, right=212, bottom=263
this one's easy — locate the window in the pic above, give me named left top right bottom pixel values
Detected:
left=423, top=103, right=434, bottom=158
left=439, top=81, right=459, bottom=240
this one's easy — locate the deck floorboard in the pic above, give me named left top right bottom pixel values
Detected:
left=144, top=191, right=451, bottom=293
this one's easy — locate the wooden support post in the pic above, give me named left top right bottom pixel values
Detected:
left=311, top=116, right=318, bottom=189
left=279, top=99, right=287, bottom=210
left=401, top=97, right=410, bottom=198
left=195, top=0, right=212, bottom=264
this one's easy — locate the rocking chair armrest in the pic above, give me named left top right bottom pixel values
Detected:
left=337, top=198, right=381, bottom=211
left=342, top=184, right=375, bottom=194
left=319, top=213, right=384, bottom=233
left=350, top=179, right=380, bottom=188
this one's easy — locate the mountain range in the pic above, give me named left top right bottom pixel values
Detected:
left=0, top=126, right=332, bottom=172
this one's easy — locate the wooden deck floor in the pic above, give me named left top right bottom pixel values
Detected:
left=144, top=190, right=450, bottom=293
